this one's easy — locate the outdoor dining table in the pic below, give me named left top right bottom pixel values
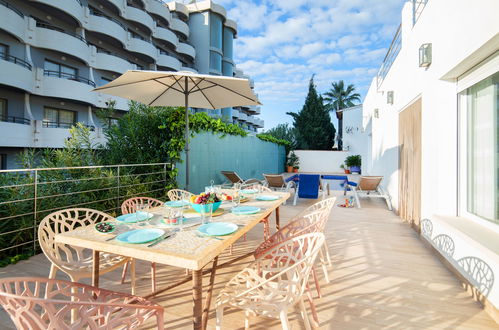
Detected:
left=54, top=190, right=289, bottom=330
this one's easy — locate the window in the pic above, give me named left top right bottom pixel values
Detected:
left=459, top=70, right=498, bottom=223
left=43, top=107, right=77, bottom=128
left=0, top=154, right=6, bottom=170
left=44, top=60, right=77, bottom=79
left=100, top=77, right=112, bottom=86
left=0, top=43, right=8, bottom=58
left=0, top=98, right=6, bottom=121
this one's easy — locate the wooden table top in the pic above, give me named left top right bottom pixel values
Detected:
left=55, top=191, right=289, bottom=270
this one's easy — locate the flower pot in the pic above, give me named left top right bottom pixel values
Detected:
left=344, top=169, right=351, bottom=174
left=350, top=166, right=361, bottom=174
left=293, top=168, right=299, bottom=173
left=287, top=166, right=294, bottom=173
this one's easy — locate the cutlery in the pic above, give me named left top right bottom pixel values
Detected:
left=196, top=233, right=223, bottom=240
left=147, top=234, right=171, bottom=247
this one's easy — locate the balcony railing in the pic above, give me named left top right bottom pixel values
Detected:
left=0, top=0, right=24, bottom=17
left=0, top=52, right=32, bottom=70
left=35, top=22, right=87, bottom=44
left=0, top=163, right=173, bottom=260
left=376, top=24, right=401, bottom=88
left=43, top=70, right=96, bottom=87
left=0, top=115, right=31, bottom=125
left=41, top=121, right=95, bottom=130
left=96, top=47, right=132, bottom=63
left=413, top=0, right=429, bottom=25
left=90, top=9, right=128, bottom=30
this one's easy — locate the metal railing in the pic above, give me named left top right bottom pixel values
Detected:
left=41, top=121, right=95, bottom=130
left=413, top=0, right=429, bottom=25
left=0, top=0, right=23, bottom=17
left=0, top=52, right=32, bottom=70
left=0, top=115, right=31, bottom=125
left=35, top=22, right=87, bottom=44
left=43, top=70, right=96, bottom=87
left=0, top=163, right=174, bottom=260
left=376, top=24, right=401, bottom=88
left=90, top=9, right=128, bottom=30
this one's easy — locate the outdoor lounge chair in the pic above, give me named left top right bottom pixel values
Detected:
left=263, top=173, right=296, bottom=205
left=221, top=170, right=261, bottom=185
left=293, top=174, right=325, bottom=206
left=350, top=176, right=393, bottom=210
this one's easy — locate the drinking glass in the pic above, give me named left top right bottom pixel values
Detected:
left=137, top=202, right=149, bottom=226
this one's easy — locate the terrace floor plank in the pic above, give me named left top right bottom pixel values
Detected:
left=0, top=191, right=497, bottom=329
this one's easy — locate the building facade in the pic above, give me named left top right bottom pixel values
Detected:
left=0, top=0, right=263, bottom=169
left=362, top=0, right=498, bottom=317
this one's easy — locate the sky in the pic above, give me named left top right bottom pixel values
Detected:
left=215, top=0, right=407, bottom=130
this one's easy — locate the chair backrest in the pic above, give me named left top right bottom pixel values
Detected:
left=263, top=174, right=286, bottom=188
left=221, top=171, right=243, bottom=184
left=358, top=176, right=383, bottom=191
left=167, top=189, right=193, bottom=202
left=301, top=197, right=336, bottom=215
left=256, top=233, right=325, bottom=301
left=0, top=277, right=162, bottom=329
left=254, top=209, right=327, bottom=259
left=121, top=197, right=164, bottom=215
left=38, top=208, right=115, bottom=268
left=298, top=174, right=321, bottom=199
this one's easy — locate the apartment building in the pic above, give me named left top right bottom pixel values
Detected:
left=0, top=0, right=263, bottom=169
left=362, top=0, right=498, bottom=316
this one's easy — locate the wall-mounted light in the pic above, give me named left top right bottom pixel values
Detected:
left=387, top=91, right=394, bottom=105
left=374, top=108, right=379, bottom=118
left=419, top=43, right=432, bottom=67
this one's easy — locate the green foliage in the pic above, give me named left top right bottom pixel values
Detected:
left=256, top=133, right=291, bottom=147
left=287, top=151, right=299, bottom=167
left=345, top=154, right=361, bottom=167
left=263, top=123, right=296, bottom=150
left=287, top=76, right=336, bottom=150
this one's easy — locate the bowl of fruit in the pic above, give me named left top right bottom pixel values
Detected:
left=190, top=192, right=222, bottom=213
left=95, top=222, right=116, bottom=234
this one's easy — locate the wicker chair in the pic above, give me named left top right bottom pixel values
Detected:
left=167, top=189, right=194, bottom=201
left=216, top=233, right=325, bottom=330
left=38, top=208, right=130, bottom=284
left=120, top=197, right=164, bottom=292
left=0, top=277, right=164, bottom=329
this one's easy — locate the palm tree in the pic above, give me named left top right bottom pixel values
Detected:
left=323, top=80, right=361, bottom=150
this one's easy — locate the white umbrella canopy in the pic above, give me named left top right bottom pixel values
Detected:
left=93, top=70, right=261, bottom=190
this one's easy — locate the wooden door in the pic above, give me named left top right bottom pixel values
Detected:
left=398, top=98, right=422, bottom=229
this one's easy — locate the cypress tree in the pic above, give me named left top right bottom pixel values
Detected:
left=287, top=76, right=335, bottom=150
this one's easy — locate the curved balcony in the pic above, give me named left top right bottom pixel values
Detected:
left=180, top=66, right=197, bottom=73
left=95, top=93, right=129, bottom=111
left=0, top=1, right=26, bottom=42
left=146, top=0, right=171, bottom=25
left=239, top=112, right=248, bottom=121
left=157, top=53, right=181, bottom=71
left=95, top=51, right=134, bottom=74
left=125, top=6, right=154, bottom=32
left=106, top=0, right=126, bottom=15
left=232, top=109, right=240, bottom=118
left=0, top=54, right=33, bottom=92
left=29, top=0, right=84, bottom=26
left=153, top=26, right=178, bottom=48
left=170, top=18, right=189, bottom=39
left=167, top=2, right=188, bottom=19
left=87, top=13, right=128, bottom=45
left=40, top=70, right=95, bottom=105
left=176, top=42, right=195, bottom=59
left=34, top=23, right=89, bottom=64
left=127, top=37, right=157, bottom=60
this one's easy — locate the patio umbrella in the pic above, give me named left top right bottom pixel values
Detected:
left=93, top=70, right=261, bottom=190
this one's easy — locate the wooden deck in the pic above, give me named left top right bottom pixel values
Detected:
left=0, top=192, right=497, bottom=329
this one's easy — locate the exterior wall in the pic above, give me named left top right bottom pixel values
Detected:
left=294, top=150, right=350, bottom=173
left=177, top=132, right=286, bottom=194
left=363, top=0, right=499, bottom=313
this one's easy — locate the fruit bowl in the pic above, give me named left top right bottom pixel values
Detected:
left=190, top=201, right=222, bottom=214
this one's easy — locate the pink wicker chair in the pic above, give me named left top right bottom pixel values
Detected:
left=120, top=197, right=164, bottom=292
left=167, top=189, right=194, bottom=201
left=0, top=277, right=164, bottom=329
left=216, top=233, right=325, bottom=330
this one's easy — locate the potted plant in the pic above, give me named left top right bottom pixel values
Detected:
left=286, top=151, right=298, bottom=173
left=340, top=163, right=350, bottom=174
left=293, top=165, right=299, bottom=173
left=345, top=155, right=361, bottom=174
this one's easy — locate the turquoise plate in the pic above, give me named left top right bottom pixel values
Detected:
left=116, top=228, right=164, bottom=244
left=198, top=222, right=238, bottom=236
left=231, top=206, right=261, bottom=215
left=240, top=189, right=258, bottom=194
left=165, top=200, right=190, bottom=208
left=256, top=195, right=279, bottom=201
left=116, top=212, right=154, bottom=223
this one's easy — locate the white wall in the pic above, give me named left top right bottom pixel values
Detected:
left=294, top=150, right=349, bottom=173
left=363, top=0, right=499, bottom=312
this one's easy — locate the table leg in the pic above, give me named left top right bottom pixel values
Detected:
left=275, top=206, right=280, bottom=231
left=193, top=268, right=203, bottom=330
left=92, top=250, right=100, bottom=287
left=202, top=256, right=219, bottom=329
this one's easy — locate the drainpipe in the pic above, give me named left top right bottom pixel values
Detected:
left=24, top=93, right=34, bottom=120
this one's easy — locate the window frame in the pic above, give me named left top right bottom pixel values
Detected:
left=457, top=53, right=499, bottom=231
left=0, top=154, right=6, bottom=170
left=43, top=59, right=78, bottom=79
left=43, top=107, right=77, bottom=129
left=0, top=98, right=7, bottom=121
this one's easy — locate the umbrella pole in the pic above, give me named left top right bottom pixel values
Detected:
left=184, top=78, right=189, bottom=191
